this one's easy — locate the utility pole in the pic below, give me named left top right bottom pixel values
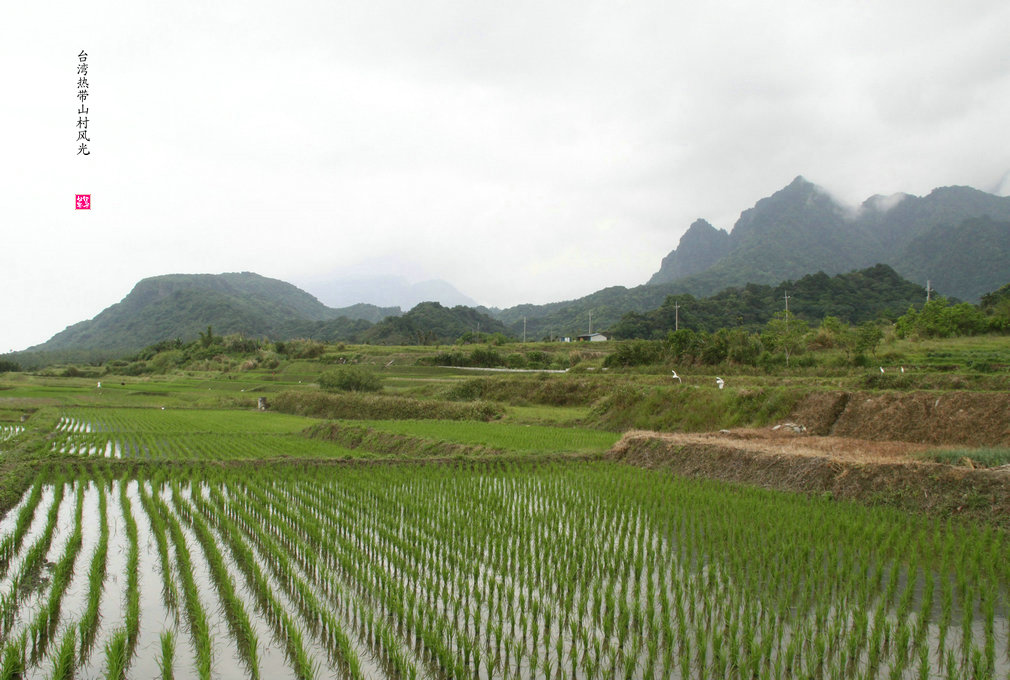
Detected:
left=588, top=311, right=592, bottom=335
left=674, top=301, right=680, bottom=332
left=926, top=280, right=932, bottom=302
left=523, top=316, right=527, bottom=344
left=783, top=292, right=791, bottom=366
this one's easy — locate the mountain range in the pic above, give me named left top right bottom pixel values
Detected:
left=33, top=273, right=396, bottom=353
left=13, top=176, right=1010, bottom=359
left=648, top=176, right=1010, bottom=301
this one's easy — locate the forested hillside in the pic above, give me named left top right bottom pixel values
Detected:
left=30, top=272, right=396, bottom=353
left=611, top=265, right=927, bottom=338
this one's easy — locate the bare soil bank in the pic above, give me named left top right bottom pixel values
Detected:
left=788, top=390, right=1010, bottom=446
left=611, top=429, right=1010, bottom=529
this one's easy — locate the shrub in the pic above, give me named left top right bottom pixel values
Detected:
left=272, top=390, right=502, bottom=421
left=0, top=359, right=22, bottom=373
left=318, top=366, right=382, bottom=393
left=468, top=348, right=503, bottom=368
left=281, top=338, right=326, bottom=359
left=603, top=340, right=661, bottom=368
left=427, top=351, right=469, bottom=367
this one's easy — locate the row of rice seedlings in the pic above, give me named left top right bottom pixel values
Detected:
left=25, top=481, right=85, bottom=664
left=0, top=632, right=27, bottom=679
left=269, top=461, right=1010, bottom=680
left=334, top=479, right=493, bottom=674
left=170, top=482, right=262, bottom=679
left=224, top=476, right=398, bottom=679
left=210, top=480, right=347, bottom=678
left=119, top=478, right=141, bottom=653
left=191, top=482, right=317, bottom=680
left=0, top=424, right=24, bottom=441
left=158, top=631, right=176, bottom=680
left=650, top=482, right=919, bottom=676
left=0, top=462, right=1004, bottom=679
left=420, top=477, right=610, bottom=673
left=353, top=471, right=586, bottom=671
left=55, top=415, right=94, bottom=434
left=204, top=484, right=332, bottom=675
left=53, top=406, right=354, bottom=461
left=53, top=407, right=355, bottom=461
left=275, top=474, right=484, bottom=679
left=688, top=471, right=1004, bottom=676
left=0, top=480, right=66, bottom=640
left=293, top=471, right=511, bottom=677
left=102, top=628, right=129, bottom=680
left=49, top=627, right=77, bottom=680
left=139, top=479, right=213, bottom=680
left=719, top=493, right=1000, bottom=676
left=78, top=476, right=110, bottom=659
left=136, top=476, right=181, bottom=615
left=187, top=485, right=308, bottom=680
left=0, top=477, right=44, bottom=578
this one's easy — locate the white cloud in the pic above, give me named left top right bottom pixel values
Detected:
left=3, top=0, right=1009, bottom=349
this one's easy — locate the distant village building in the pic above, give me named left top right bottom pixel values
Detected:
left=576, top=333, right=608, bottom=342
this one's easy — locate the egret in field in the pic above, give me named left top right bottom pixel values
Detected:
left=716, top=377, right=725, bottom=390
left=900, top=366, right=905, bottom=373
left=671, top=370, right=682, bottom=384
left=879, top=367, right=884, bottom=374
left=96, top=381, right=101, bottom=389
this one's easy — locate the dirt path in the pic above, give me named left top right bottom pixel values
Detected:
left=617, top=428, right=938, bottom=464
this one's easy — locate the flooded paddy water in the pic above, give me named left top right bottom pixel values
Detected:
left=0, top=462, right=1007, bottom=680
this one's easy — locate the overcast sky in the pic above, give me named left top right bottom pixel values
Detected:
left=3, top=0, right=1010, bottom=351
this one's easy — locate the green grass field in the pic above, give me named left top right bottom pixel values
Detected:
left=347, top=419, right=620, bottom=454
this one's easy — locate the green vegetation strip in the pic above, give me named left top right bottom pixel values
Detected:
left=271, top=390, right=503, bottom=421
left=348, top=420, right=620, bottom=454
left=919, top=447, right=1010, bottom=468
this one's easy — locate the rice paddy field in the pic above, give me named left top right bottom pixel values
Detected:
left=1, top=371, right=1008, bottom=679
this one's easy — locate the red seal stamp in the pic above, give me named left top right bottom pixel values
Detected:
left=75, top=194, right=91, bottom=210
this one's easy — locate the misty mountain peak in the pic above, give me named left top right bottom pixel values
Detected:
left=646, top=177, right=1010, bottom=301
left=648, top=218, right=732, bottom=285
left=861, top=193, right=910, bottom=214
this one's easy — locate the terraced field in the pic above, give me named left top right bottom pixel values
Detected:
left=1, top=368, right=1008, bottom=680
left=346, top=420, right=621, bottom=455
left=49, top=408, right=360, bottom=461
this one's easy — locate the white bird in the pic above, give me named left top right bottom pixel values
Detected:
left=671, top=370, right=682, bottom=384
left=716, top=377, right=725, bottom=390
left=96, top=382, right=101, bottom=389
left=879, top=367, right=884, bottom=374
left=900, top=366, right=905, bottom=373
